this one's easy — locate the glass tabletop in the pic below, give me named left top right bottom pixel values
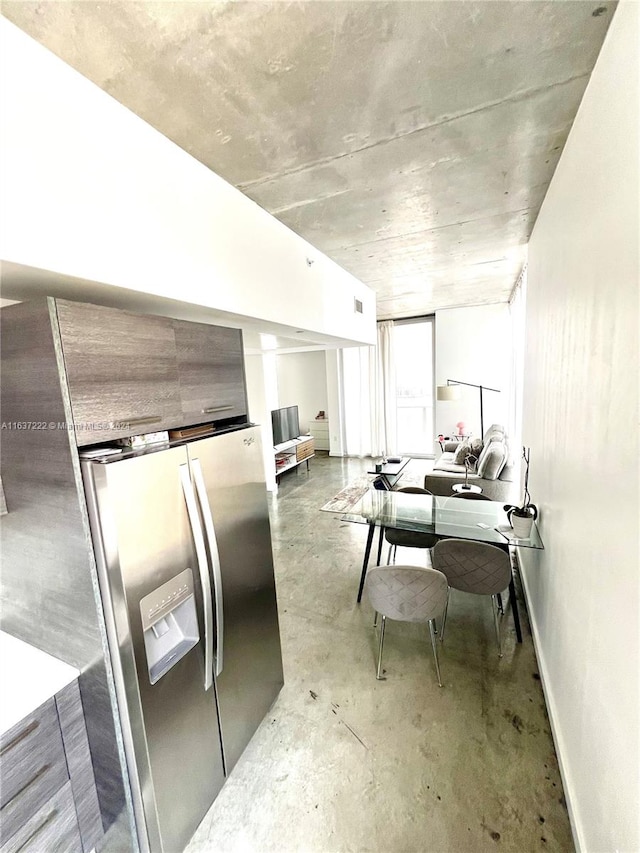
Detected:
left=340, top=489, right=544, bottom=549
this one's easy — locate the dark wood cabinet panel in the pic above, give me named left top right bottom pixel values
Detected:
left=173, top=320, right=248, bottom=427
left=55, top=300, right=182, bottom=445
left=52, top=300, right=248, bottom=444
left=55, top=681, right=103, bottom=851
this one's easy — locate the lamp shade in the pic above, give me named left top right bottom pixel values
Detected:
left=436, top=384, right=461, bottom=401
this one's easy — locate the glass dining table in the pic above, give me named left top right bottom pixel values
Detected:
left=337, top=489, right=544, bottom=643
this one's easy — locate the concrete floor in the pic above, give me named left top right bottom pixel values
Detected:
left=186, top=455, right=573, bottom=853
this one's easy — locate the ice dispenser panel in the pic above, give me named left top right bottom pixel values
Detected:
left=141, top=568, right=199, bottom=685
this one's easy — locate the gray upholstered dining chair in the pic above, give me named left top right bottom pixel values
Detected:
left=384, top=486, right=439, bottom=565
left=432, top=539, right=513, bottom=657
left=365, top=565, right=449, bottom=685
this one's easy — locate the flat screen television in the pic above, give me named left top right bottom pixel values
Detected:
left=271, top=406, right=300, bottom=445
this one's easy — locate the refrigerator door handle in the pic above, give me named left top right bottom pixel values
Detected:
left=179, top=463, right=214, bottom=691
left=191, top=458, right=224, bottom=677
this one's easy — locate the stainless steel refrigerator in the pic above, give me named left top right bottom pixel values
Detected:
left=81, top=425, right=283, bottom=853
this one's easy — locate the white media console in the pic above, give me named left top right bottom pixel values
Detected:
left=274, top=436, right=315, bottom=480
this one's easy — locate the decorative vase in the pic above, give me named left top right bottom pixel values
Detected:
left=511, top=514, right=534, bottom=539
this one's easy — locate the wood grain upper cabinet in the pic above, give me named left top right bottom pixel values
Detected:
left=172, top=320, right=248, bottom=427
left=55, top=299, right=182, bottom=445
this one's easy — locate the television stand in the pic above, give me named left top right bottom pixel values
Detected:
left=274, top=436, right=315, bottom=481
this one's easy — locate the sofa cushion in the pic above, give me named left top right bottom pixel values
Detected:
left=476, top=440, right=508, bottom=480
left=424, top=470, right=516, bottom=501
left=433, top=452, right=466, bottom=474
left=483, top=423, right=505, bottom=441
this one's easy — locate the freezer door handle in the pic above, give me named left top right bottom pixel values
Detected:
left=191, top=458, right=224, bottom=677
left=179, top=463, right=214, bottom=690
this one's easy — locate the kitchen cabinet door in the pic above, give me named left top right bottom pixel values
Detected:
left=55, top=299, right=182, bottom=445
left=173, top=320, right=248, bottom=427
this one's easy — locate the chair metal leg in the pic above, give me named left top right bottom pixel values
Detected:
left=376, top=615, right=387, bottom=680
left=387, top=544, right=394, bottom=565
left=497, top=592, right=504, bottom=615
left=492, top=594, right=502, bottom=657
left=373, top=610, right=378, bottom=628
left=392, top=544, right=397, bottom=565
left=440, top=588, right=451, bottom=643
left=429, top=620, right=443, bottom=687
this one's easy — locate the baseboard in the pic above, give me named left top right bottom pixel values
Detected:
left=516, top=551, right=585, bottom=853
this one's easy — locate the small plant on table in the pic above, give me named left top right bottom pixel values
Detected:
left=504, top=447, right=538, bottom=536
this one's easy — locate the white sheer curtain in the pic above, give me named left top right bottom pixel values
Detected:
left=340, top=321, right=397, bottom=458
left=375, top=321, right=397, bottom=457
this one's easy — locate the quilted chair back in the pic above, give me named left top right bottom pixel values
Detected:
left=385, top=486, right=439, bottom=549
left=366, top=566, right=448, bottom=623
left=432, top=539, right=511, bottom=595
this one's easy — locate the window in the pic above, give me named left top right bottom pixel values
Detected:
left=393, top=317, right=435, bottom=457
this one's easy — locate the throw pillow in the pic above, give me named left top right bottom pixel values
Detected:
left=477, top=441, right=508, bottom=480
left=469, top=437, right=484, bottom=457
left=452, top=441, right=470, bottom=465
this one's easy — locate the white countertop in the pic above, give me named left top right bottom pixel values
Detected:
left=0, top=631, right=79, bottom=736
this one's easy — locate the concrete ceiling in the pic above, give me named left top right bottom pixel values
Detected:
left=2, top=1, right=615, bottom=319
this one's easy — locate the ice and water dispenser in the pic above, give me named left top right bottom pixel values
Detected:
left=140, top=568, right=199, bottom=684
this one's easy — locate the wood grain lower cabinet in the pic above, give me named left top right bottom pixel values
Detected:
left=0, top=684, right=103, bottom=853
left=173, top=320, right=248, bottom=427
left=0, top=700, right=68, bottom=842
left=0, top=783, right=82, bottom=853
left=55, top=299, right=183, bottom=446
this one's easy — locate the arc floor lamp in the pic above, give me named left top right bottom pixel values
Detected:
left=436, top=380, right=500, bottom=438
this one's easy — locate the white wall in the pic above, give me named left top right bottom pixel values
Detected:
left=0, top=18, right=375, bottom=346
left=521, top=5, right=639, bottom=851
left=244, top=352, right=278, bottom=492
left=435, top=304, right=512, bottom=439
left=275, top=351, right=328, bottom=434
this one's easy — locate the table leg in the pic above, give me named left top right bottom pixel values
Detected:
left=376, top=526, right=385, bottom=566
left=509, top=578, right=522, bottom=643
left=357, top=522, right=376, bottom=603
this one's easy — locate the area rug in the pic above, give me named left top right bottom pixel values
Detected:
left=320, top=476, right=373, bottom=513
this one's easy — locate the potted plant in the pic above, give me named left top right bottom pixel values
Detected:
left=504, top=447, right=538, bottom=538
